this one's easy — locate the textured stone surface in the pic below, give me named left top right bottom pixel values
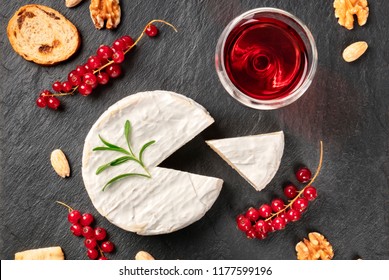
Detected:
left=1, top=0, right=389, bottom=260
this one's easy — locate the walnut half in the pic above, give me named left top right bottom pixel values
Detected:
left=334, top=0, right=369, bottom=30
left=296, top=232, right=334, bottom=260
left=90, top=0, right=121, bottom=29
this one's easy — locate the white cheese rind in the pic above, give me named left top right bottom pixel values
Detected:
left=89, top=167, right=223, bottom=235
left=206, top=131, right=284, bottom=191
left=82, top=90, right=222, bottom=235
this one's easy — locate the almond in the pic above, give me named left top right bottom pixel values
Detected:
left=50, top=149, right=70, bottom=178
left=135, top=251, right=155, bottom=260
left=66, top=0, right=83, bottom=8
left=342, top=41, right=368, bottom=62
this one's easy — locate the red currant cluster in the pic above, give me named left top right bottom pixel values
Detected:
left=36, top=20, right=176, bottom=110
left=57, top=201, right=114, bottom=260
left=236, top=142, right=323, bottom=240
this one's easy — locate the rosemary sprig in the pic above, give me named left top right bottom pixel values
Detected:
left=102, top=173, right=151, bottom=192
left=93, top=120, right=155, bottom=191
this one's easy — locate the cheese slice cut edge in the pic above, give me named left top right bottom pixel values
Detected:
left=206, top=131, right=284, bottom=191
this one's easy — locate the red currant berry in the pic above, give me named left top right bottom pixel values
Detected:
left=98, top=256, right=108, bottom=260
left=61, top=81, right=73, bottom=92
left=254, top=219, right=268, bottom=234
left=112, top=50, right=125, bottom=63
left=145, top=24, right=158, bottom=37
left=52, top=81, right=63, bottom=92
left=120, top=35, right=134, bottom=49
left=258, top=204, right=272, bottom=218
left=78, top=83, right=93, bottom=96
left=75, top=65, right=87, bottom=76
left=84, top=238, right=97, bottom=249
left=245, top=207, right=260, bottom=222
left=112, top=39, right=126, bottom=52
left=286, top=208, right=301, bottom=222
left=39, top=90, right=51, bottom=98
left=97, top=45, right=114, bottom=60
left=83, top=73, right=98, bottom=88
left=94, top=227, right=107, bottom=241
left=82, top=226, right=95, bottom=238
left=68, top=210, right=82, bottom=224
left=303, top=186, right=318, bottom=201
left=97, top=72, right=110, bottom=85
left=70, top=224, right=83, bottom=236
left=278, top=212, right=289, bottom=224
left=237, top=217, right=252, bottom=232
left=266, top=220, right=275, bottom=232
left=68, top=70, right=82, bottom=86
left=245, top=229, right=257, bottom=239
left=256, top=231, right=268, bottom=240
left=47, top=97, right=60, bottom=110
left=296, top=167, right=312, bottom=183
left=271, top=198, right=285, bottom=212
left=87, top=248, right=99, bottom=260
left=236, top=214, right=245, bottom=223
left=83, top=63, right=94, bottom=74
left=101, top=241, right=115, bottom=253
left=80, top=213, right=94, bottom=226
left=36, top=97, right=47, bottom=108
left=106, top=64, right=122, bottom=78
left=284, top=184, right=298, bottom=199
left=292, top=197, right=309, bottom=212
left=87, top=55, right=102, bottom=70
left=272, top=217, right=286, bottom=230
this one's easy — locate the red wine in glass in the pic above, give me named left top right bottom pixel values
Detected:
left=224, top=17, right=308, bottom=101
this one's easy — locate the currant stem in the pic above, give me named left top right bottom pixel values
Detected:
left=97, top=244, right=106, bottom=259
left=56, top=201, right=74, bottom=213
left=125, top=19, right=178, bottom=55
left=46, top=88, right=77, bottom=97
left=94, top=60, right=115, bottom=74
left=265, top=141, right=324, bottom=221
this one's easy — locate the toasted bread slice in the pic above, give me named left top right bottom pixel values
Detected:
left=7, top=4, right=80, bottom=65
left=15, top=246, right=64, bottom=260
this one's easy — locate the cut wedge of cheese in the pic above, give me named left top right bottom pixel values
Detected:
left=206, top=131, right=284, bottom=191
left=82, top=91, right=223, bottom=235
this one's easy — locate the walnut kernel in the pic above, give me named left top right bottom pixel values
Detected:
left=333, top=0, right=369, bottom=30
left=296, top=232, right=334, bottom=260
left=90, top=0, right=121, bottom=29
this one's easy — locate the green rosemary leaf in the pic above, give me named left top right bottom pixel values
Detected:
left=96, top=156, right=135, bottom=175
left=93, top=146, right=131, bottom=155
left=96, top=135, right=130, bottom=155
left=99, top=135, right=126, bottom=150
left=124, top=120, right=133, bottom=153
left=139, top=140, right=156, bottom=163
left=102, top=173, right=151, bottom=191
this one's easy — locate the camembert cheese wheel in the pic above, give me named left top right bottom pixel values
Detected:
left=82, top=91, right=223, bottom=235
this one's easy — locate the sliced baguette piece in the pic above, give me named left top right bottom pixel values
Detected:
left=15, top=246, right=64, bottom=260
left=7, top=4, right=80, bottom=65
left=206, top=131, right=284, bottom=191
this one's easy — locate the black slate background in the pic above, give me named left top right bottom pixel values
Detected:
left=1, top=0, right=389, bottom=260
